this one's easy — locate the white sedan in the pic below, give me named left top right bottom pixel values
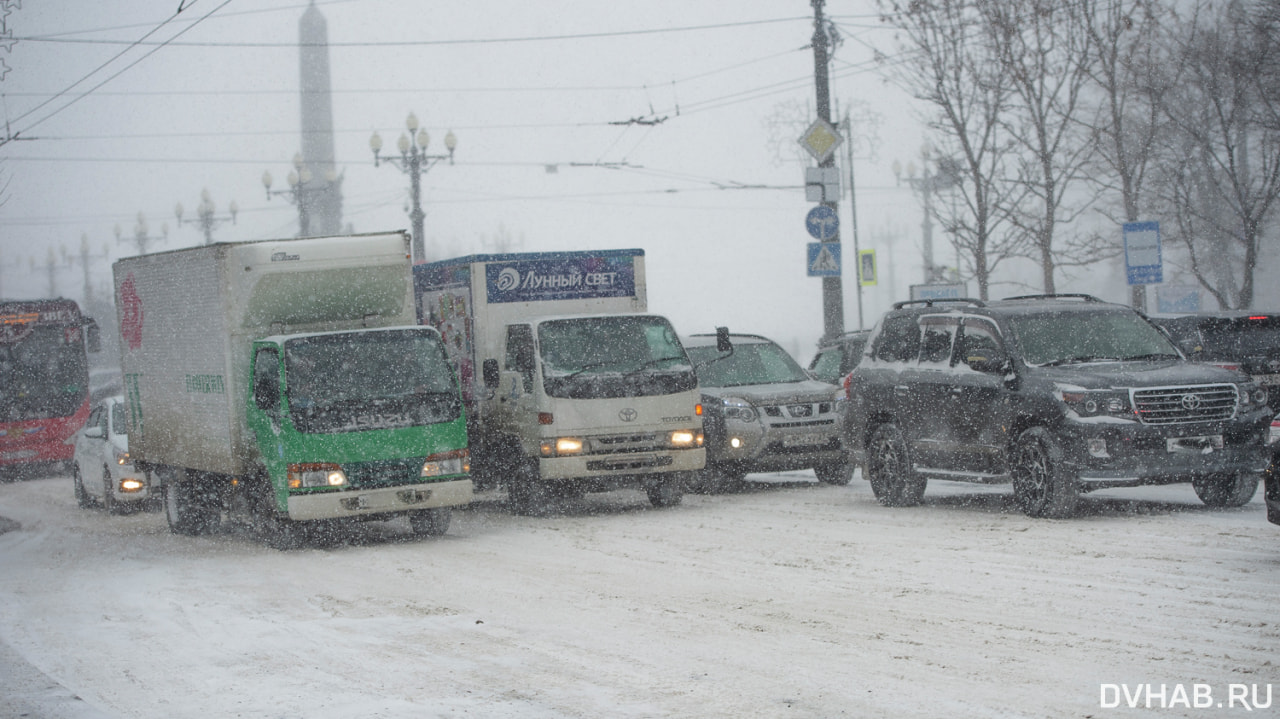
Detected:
left=71, top=395, right=151, bottom=512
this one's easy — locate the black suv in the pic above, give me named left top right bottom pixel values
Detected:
left=1149, top=312, right=1280, bottom=413
left=846, top=295, right=1272, bottom=518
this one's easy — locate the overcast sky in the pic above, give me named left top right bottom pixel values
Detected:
left=0, top=0, right=1137, bottom=357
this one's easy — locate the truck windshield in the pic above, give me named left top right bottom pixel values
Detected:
left=1008, top=310, right=1181, bottom=367
left=0, top=326, right=89, bottom=422
left=285, top=329, right=461, bottom=434
left=539, top=315, right=696, bottom=399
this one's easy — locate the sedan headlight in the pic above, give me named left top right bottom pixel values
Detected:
left=1058, top=389, right=1134, bottom=419
left=720, top=397, right=757, bottom=423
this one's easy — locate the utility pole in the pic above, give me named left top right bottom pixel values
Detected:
left=842, top=111, right=864, bottom=330
left=811, top=0, right=844, bottom=342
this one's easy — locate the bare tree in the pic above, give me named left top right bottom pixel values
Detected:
left=1080, top=0, right=1170, bottom=309
left=877, top=0, right=1026, bottom=299
left=1151, top=0, right=1280, bottom=309
left=983, top=0, right=1101, bottom=293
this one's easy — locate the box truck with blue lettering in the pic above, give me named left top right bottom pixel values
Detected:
left=114, top=232, right=472, bottom=542
left=414, top=249, right=704, bottom=513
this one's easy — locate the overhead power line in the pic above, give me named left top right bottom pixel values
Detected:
left=16, top=16, right=809, bottom=49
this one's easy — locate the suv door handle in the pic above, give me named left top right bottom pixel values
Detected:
left=894, top=385, right=910, bottom=395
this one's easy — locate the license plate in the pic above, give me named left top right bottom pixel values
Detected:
left=782, top=435, right=822, bottom=448
left=1167, top=435, right=1224, bottom=453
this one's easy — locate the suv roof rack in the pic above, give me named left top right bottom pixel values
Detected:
left=1001, top=293, right=1103, bottom=303
left=892, top=298, right=986, bottom=310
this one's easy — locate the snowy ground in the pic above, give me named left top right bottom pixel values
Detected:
left=1, top=470, right=1277, bottom=718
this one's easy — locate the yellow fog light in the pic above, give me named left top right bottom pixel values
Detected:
left=120, top=478, right=144, bottom=493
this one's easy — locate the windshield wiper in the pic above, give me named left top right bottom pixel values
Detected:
left=1122, top=353, right=1182, bottom=361
left=623, top=355, right=689, bottom=377
left=1040, top=355, right=1121, bottom=367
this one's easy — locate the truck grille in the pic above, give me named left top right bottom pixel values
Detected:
left=592, top=432, right=662, bottom=455
left=1133, top=385, right=1237, bottom=425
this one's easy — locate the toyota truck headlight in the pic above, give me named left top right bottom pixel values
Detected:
left=1058, top=389, right=1134, bottom=419
left=1238, top=383, right=1268, bottom=409
left=422, top=448, right=470, bottom=477
left=667, top=429, right=702, bottom=448
left=540, top=437, right=586, bottom=457
left=721, top=397, right=757, bottom=423
left=288, top=463, right=347, bottom=488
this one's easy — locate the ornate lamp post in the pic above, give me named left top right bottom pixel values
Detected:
left=263, top=153, right=328, bottom=237
left=176, top=188, right=238, bottom=245
left=115, top=212, right=168, bottom=256
left=370, top=112, right=457, bottom=264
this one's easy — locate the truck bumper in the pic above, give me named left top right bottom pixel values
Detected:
left=538, top=448, right=705, bottom=480
left=286, top=478, right=473, bottom=521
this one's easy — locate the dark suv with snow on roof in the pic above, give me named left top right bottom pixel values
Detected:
left=846, top=295, right=1272, bottom=518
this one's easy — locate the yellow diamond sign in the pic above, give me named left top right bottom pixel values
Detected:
left=798, top=118, right=843, bottom=163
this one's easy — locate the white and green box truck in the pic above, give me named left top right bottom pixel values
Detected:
left=414, top=249, right=704, bottom=513
left=114, top=231, right=472, bottom=540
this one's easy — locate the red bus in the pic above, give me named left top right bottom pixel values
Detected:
left=1, top=299, right=100, bottom=474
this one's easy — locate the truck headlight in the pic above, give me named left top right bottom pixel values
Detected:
left=540, top=437, right=586, bottom=457
left=1059, top=389, right=1134, bottom=419
left=288, top=463, right=347, bottom=488
left=1238, top=383, right=1268, bottom=409
left=422, top=448, right=469, bottom=477
left=667, top=429, right=702, bottom=448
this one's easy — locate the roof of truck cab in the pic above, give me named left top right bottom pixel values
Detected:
left=415, top=248, right=644, bottom=270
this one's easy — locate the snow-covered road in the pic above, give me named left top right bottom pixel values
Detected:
left=1, top=471, right=1276, bottom=718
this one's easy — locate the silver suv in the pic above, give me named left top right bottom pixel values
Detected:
left=686, top=332, right=852, bottom=490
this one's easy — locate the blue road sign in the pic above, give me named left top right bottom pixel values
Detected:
left=1124, top=221, right=1162, bottom=285
left=807, top=242, right=841, bottom=277
left=805, top=206, right=839, bottom=240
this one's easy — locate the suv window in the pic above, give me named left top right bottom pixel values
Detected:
left=957, top=318, right=1005, bottom=370
left=918, top=316, right=959, bottom=365
left=873, top=315, right=921, bottom=363
left=809, top=347, right=844, bottom=384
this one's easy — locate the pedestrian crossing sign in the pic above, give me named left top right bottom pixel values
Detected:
left=859, top=249, right=876, bottom=286
left=807, top=242, right=841, bottom=277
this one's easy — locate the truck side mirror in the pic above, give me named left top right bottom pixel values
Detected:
left=252, top=349, right=281, bottom=412
left=483, top=358, right=500, bottom=389
left=84, top=318, right=101, bottom=353
left=716, top=326, right=732, bottom=353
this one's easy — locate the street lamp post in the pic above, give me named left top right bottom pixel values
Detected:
left=176, top=188, right=238, bottom=245
left=263, top=153, right=328, bottom=238
left=115, top=212, right=169, bottom=257
left=893, top=148, right=958, bottom=285
left=63, top=233, right=112, bottom=307
left=370, top=112, right=457, bottom=264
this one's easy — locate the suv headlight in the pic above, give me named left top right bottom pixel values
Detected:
left=1058, top=389, right=1134, bottom=419
left=1237, top=383, right=1268, bottom=409
left=720, top=397, right=757, bottom=423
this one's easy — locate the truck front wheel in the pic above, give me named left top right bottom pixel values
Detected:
left=645, top=473, right=686, bottom=507
left=1011, top=427, right=1078, bottom=518
left=165, top=478, right=217, bottom=536
left=1192, top=472, right=1258, bottom=507
left=507, top=460, right=549, bottom=516
left=409, top=508, right=451, bottom=536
